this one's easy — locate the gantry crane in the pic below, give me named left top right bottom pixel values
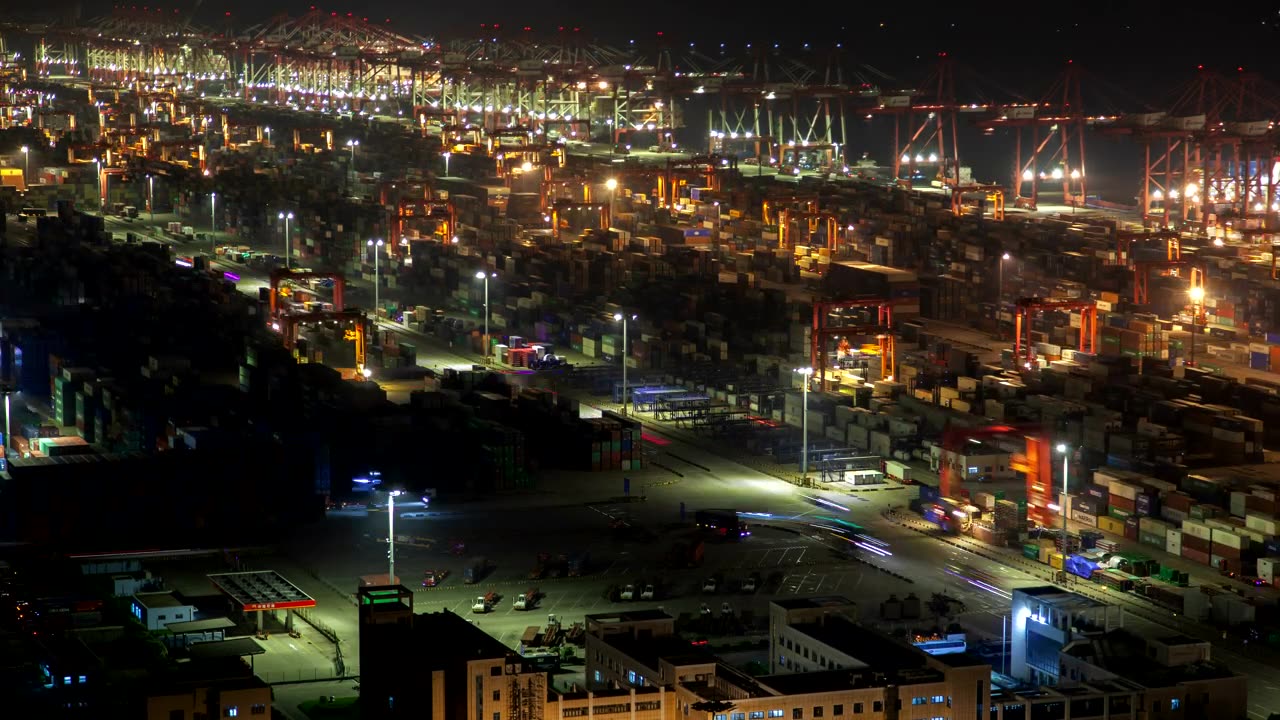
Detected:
left=269, top=269, right=347, bottom=317
left=1115, top=229, right=1181, bottom=267
left=762, top=194, right=819, bottom=226
left=938, top=424, right=1054, bottom=529
left=779, top=209, right=840, bottom=252
left=549, top=199, right=610, bottom=232
left=1013, top=297, right=1098, bottom=369
left=662, top=155, right=735, bottom=209
left=1131, top=260, right=1205, bottom=307
left=811, top=299, right=895, bottom=387
left=279, top=309, right=369, bottom=375
left=949, top=185, right=1006, bottom=221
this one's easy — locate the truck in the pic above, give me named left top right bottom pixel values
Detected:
left=566, top=552, right=590, bottom=577
left=513, top=588, right=541, bottom=611
left=666, top=540, right=705, bottom=568
left=472, top=591, right=499, bottom=613
left=695, top=509, right=750, bottom=541
left=530, top=552, right=550, bottom=580
left=464, top=557, right=490, bottom=584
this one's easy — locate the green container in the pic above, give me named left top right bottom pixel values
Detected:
left=1023, top=543, right=1041, bottom=560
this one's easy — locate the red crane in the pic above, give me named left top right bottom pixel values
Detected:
left=811, top=299, right=895, bottom=387
left=1013, top=297, right=1098, bottom=369
left=278, top=309, right=368, bottom=374
left=938, top=424, right=1054, bottom=529
left=1114, top=229, right=1181, bottom=267
left=1131, top=260, right=1206, bottom=307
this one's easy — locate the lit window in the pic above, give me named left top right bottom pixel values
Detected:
left=627, top=670, right=637, bottom=684
left=78, top=675, right=86, bottom=684
left=1171, top=699, right=1181, bottom=710
left=769, top=712, right=785, bottom=718
left=932, top=696, right=945, bottom=704
left=750, top=713, right=765, bottom=719
left=63, top=676, right=71, bottom=685
left=593, top=671, right=601, bottom=682
left=227, top=708, right=239, bottom=718
left=912, top=697, right=928, bottom=706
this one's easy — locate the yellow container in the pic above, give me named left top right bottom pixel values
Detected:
left=1098, top=515, right=1125, bottom=536
left=1049, top=552, right=1065, bottom=570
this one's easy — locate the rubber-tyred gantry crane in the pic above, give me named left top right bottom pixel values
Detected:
left=279, top=310, right=369, bottom=374
left=269, top=268, right=347, bottom=317
left=938, top=424, right=1054, bottom=529
left=949, top=184, right=1005, bottom=221
left=779, top=209, right=840, bottom=251
left=662, top=155, right=735, bottom=209
left=811, top=299, right=895, bottom=387
left=1115, top=229, right=1181, bottom=266
left=762, top=194, right=819, bottom=226
left=1014, top=297, right=1097, bottom=369
left=550, top=199, right=610, bottom=231
left=1131, top=260, right=1205, bottom=307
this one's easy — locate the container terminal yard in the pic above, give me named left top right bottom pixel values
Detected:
left=2, top=7, right=1280, bottom=720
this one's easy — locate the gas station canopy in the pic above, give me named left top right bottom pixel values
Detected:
left=207, top=570, right=317, bottom=612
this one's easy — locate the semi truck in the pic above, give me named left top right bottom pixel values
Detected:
left=513, top=588, right=541, bottom=611
left=695, top=509, right=750, bottom=540
left=464, top=557, right=490, bottom=584
left=472, top=591, right=499, bottom=613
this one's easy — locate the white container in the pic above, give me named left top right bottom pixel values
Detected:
left=1211, top=528, right=1244, bottom=550
left=1181, top=520, right=1211, bottom=541
left=1245, top=513, right=1278, bottom=536
left=1165, top=529, right=1182, bottom=556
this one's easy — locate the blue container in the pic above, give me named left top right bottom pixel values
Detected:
left=1251, top=352, right=1270, bottom=371
left=1136, top=493, right=1156, bottom=517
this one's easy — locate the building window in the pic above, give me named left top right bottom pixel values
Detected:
left=493, top=713, right=500, bottom=720
left=792, top=709, right=802, bottom=720
left=813, top=707, right=824, bottom=718
left=158, top=614, right=167, bottom=621
left=490, top=667, right=501, bottom=676
left=78, top=675, right=87, bottom=684
left=932, top=695, right=945, bottom=704
left=1171, top=699, right=1181, bottom=710
left=732, top=714, right=745, bottom=720
left=169, top=711, right=184, bottom=720
left=492, top=690, right=500, bottom=701
left=750, top=713, right=765, bottom=719
left=251, top=707, right=266, bottom=716
left=628, top=670, right=637, bottom=684
left=62, top=676, right=71, bottom=685
left=768, top=712, right=785, bottom=718
left=912, top=698, right=928, bottom=706
left=854, top=703, right=863, bottom=714
left=833, top=706, right=842, bottom=717
left=714, top=715, right=726, bottom=720
left=226, top=708, right=239, bottom=718
left=873, top=702, right=882, bottom=713
left=594, top=671, right=602, bottom=682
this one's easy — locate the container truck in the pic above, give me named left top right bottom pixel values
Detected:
left=695, top=509, right=750, bottom=540
left=464, top=557, right=490, bottom=584
left=514, top=588, right=540, bottom=611
left=472, top=591, right=499, bottom=613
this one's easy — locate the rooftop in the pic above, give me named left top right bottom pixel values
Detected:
left=772, top=596, right=856, bottom=611
left=1016, top=586, right=1109, bottom=612
left=602, top=633, right=715, bottom=673
left=207, top=571, right=315, bottom=612
left=134, top=591, right=187, bottom=609
left=585, top=609, right=672, bottom=624
left=758, top=664, right=945, bottom=696
left=1062, top=629, right=1238, bottom=689
left=187, top=638, right=265, bottom=660
left=412, top=609, right=516, bottom=662
left=789, top=616, right=926, bottom=671
left=165, top=617, right=235, bottom=634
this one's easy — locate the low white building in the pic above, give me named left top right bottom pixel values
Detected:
left=931, top=441, right=1015, bottom=483
left=132, top=591, right=195, bottom=632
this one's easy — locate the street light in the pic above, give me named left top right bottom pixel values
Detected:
left=263, top=126, right=271, bottom=146
left=347, top=138, right=360, bottom=167
left=93, top=158, right=102, bottom=210
left=19, top=145, right=28, bottom=186
left=476, top=270, right=495, bottom=360
left=278, top=211, right=293, bottom=268
left=387, top=489, right=402, bottom=585
left=1188, top=286, right=1205, bottom=367
left=368, top=238, right=385, bottom=315
left=614, top=312, right=637, bottom=414
left=443, top=151, right=451, bottom=176
left=1056, top=443, right=1070, bottom=537
left=147, top=175, right=155, bottom=220
left=795, top=367, right=814, bottom=481
left=209, top=191, right=217, bottom=255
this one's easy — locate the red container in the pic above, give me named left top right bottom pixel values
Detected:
left=1181, top=547, right=1211, bottom=565
left=1109, top=495, right=1137, bottom=513
left=1164, top=493, right=1195, bottom=512
left=1245, top=495, right=1276, bottom=515
left=1181, top=534, right=1211, bottom=553
left=1211, top=542, right=1242, bottom=559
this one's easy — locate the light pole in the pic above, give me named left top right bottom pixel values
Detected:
left=2, top=388, right=13, bottom=461
left=347, top=139, right=359, bottom=175
left=476, top=270, right=495, bottom=360
left=209, top=192, right=217, bottom=255
left=1188, top=286, right=1205, bottom=367
left=614, top=312, right=636, bottom=414
left=264, top=126, right=271, bottom=147
left=1056, top=443, right=1070, bottom=537
left=147, top=175, right=155, bottom=221
left=278, top=211, right=293, bottom=268
left=999, top=252, right=1011, bottom=338
left=387, top=489, right=402, bottom=584
left=20, top=145, right=28, bottom=186
left=369, top=238, right=384, bottom=315
left=605, top=177, right=618, bottom=224
left=443, top=151, right=451, bottom=176
left=796, top=367, right=814, bottom=481
left=93, top=158, right=102, bottom=210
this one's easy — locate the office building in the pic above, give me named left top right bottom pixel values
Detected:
left=1010, top=587, right=1123, bottom=685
